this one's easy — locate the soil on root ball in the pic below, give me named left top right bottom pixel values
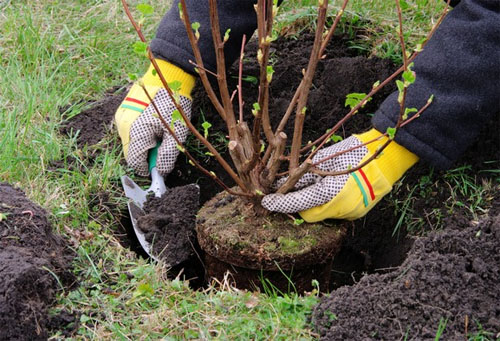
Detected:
left=312, top=213, right=500, bottom=340
left=0, top=183, right=78, bottom=340
left=136, top=184, right=200, bottom=267
left=196, top=191, right=347, bottom=293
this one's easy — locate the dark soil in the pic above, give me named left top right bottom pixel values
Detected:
left=312, top=213, right=500, bottom=340
left=0, top=183, right=77, bottom=340
left=197, top=191, right=346, bottom=292
left=136, top=184, right=200, bottom=266
left=59, top=85, right=128, bottom=147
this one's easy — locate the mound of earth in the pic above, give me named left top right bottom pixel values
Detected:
left=0, top=183, right=77, bottom=340
left=312, top=213, right=500, bottom=340
left=137, top=184, right=200, bottom=266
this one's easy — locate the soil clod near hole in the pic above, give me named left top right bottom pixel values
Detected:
left=197, top=191, right=347, bottom=292
left=137, top=184, right=200, bottom=266
left=0, top=183, right=77, bottom=340
left=59, top=85, right=128, bottom=147
left=312, top=213, right=500, bottom=340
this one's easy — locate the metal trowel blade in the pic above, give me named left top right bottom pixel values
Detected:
left=127, top=201, right=159, bottom=262
left=121, top=175, right=148, bottom=208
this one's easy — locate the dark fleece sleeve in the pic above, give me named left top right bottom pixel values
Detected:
left=372, top=0, right=500, bottom=169
left=150, top=0, right=259, bottom=74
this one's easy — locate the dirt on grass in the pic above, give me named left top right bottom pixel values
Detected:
left=312, top=213, right=500, bottom=340
left=0, top=183, right=78, bottom=340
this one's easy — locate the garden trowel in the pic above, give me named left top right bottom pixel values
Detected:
left=121, top=144, right=165, bottom=262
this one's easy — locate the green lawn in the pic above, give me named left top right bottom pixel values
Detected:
left=1, top=0, right=492, bottom=339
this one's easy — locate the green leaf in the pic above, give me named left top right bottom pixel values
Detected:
left=136, top=4, right=154, bottom=15
left=266, top=65, right=275, bottom=83
left=293, top=218, right=304, bottom=226
left=178, top=3, right=183, bottom=19
left=329, top=134, right=343, bottom=143
left=396, top=80, right=405, bottom=93
left=252, top=102, right=261, bottom=116
left=151, top=68, right=157, bottom=76
left=132, top=41, right=147, bottom=55
left=403, top=107, right=418, bottom=120
left=224, top=28, right=231, bottom=42
left=372, top=80, right=380, bottom=89
left=202, top=121, right=212, bottom=139
left=241, top=75, right=258, bottom=85
left=168, top=80, right=182, bottom=92
left=128, top=73, right=138, bottom=81
left=386, top=127, right=397, bottom=140
left=191, top=22, right=200, bottom=31
left=170, top=109, right=185, bottom=128
left=402, top=70, right=416, bottom=85
left=345, top=92, right=370, bottom=110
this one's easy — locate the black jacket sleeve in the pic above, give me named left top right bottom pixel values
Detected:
left=150, top=0, right=258, bottom=74
left=372, top=0, right=499, bottom=169
left=151, top=0, right=499, bottom=170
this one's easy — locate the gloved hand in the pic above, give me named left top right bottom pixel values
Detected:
left=115, top=59, right=195, bottom=176
left=262, top=129, right=419, bottom=222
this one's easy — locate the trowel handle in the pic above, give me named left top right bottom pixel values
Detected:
left=148, top=142, right=167, bottom=198
left=148, top=142, right=160, bottom=174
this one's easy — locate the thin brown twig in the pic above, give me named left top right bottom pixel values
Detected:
left=140, top=85, right=250, bottom=197
left=188, top=60, right=218, bottom=78
left=301, top=0, right=450, bottom=158
left=288, top=0, right=329, bottom=171
left=122, top=0, right=247, bottom=192
left=238, top=35, right=247, bottom=123
left=178, top=0, right=226, bottom=122
left=208, top=0, right=238, bottom=141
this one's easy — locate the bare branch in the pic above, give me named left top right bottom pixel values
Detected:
left=289, top=0, right=329, bottom=171
left=178, top=0, right=226, bottom=122
left=122, top=0, right=248, bottom=192
left=140, top=85, right=248, bottom=197
left=238, top=35, right=247, bottom=123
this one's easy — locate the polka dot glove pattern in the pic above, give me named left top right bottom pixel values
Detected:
left=127, top=89, right=192, bottom=176
left=261, top=136, right=368, bottom=213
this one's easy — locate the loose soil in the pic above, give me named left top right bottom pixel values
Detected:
left=196, top=191, right=346, bottom=292
left=312, top=213, right=500, bottom=340
left=0, top=183, right=77, bottom=340
left=59, top=85, right=128, bottom=147
left=136, top=184, right=200, bottom=266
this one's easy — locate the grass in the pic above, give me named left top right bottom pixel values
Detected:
left=1, top=0, right=496, bottom=339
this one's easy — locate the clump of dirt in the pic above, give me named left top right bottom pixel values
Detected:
left=59, top=85, right=128, bottom=147
left=196, top=190, right=346, bottom=292
left=312, top=213, right=500, bottom=340
left=137, top=184, right=200, bottom=266
left=0, top=182, right=77, bottom=340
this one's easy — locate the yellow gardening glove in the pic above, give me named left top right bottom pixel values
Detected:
left=261, top=129, right=419, bottom=222
left=115, top=59, right=195, bottom=176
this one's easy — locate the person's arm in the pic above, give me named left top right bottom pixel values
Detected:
left=151, top=0, right=260, bottom=74
left=373, top=0, right=500, bottom=169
